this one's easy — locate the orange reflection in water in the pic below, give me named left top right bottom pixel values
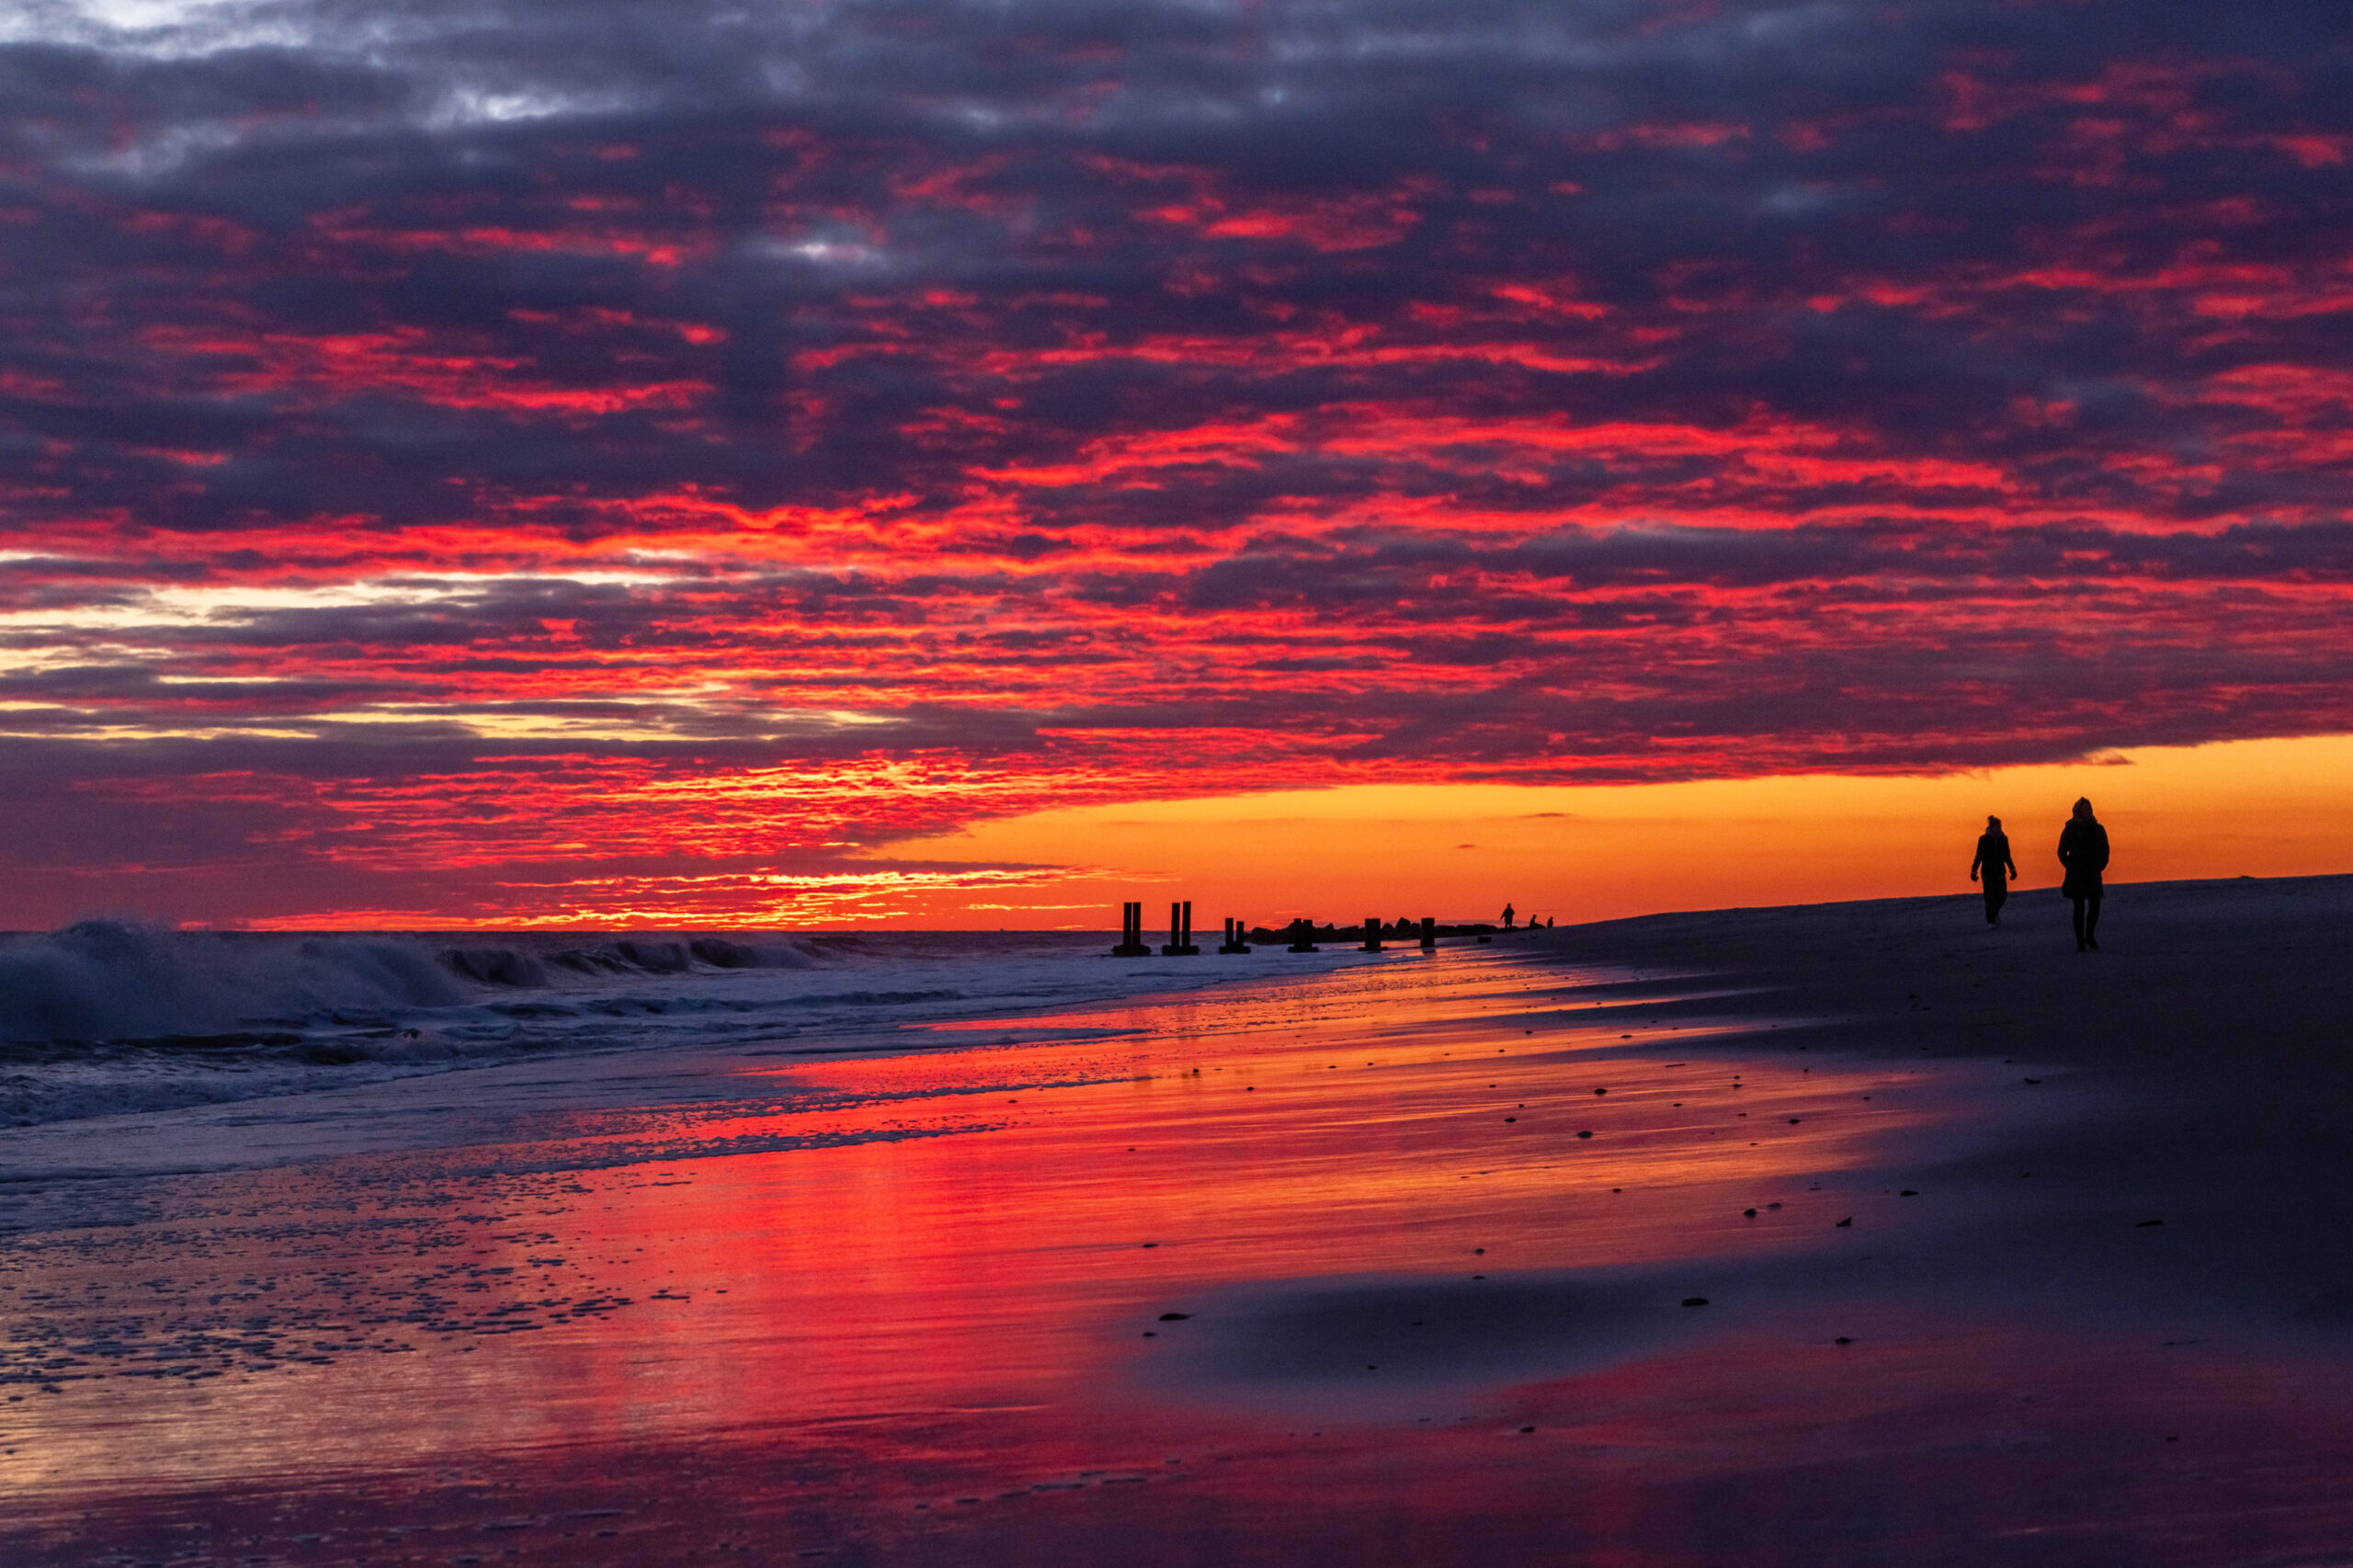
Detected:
left=0, top=948, right=1966, bottom=1496
left=14, top=949, right=2353, bottom=1565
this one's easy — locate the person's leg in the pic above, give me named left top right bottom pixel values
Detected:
left=1987, top=881, right=2006, bottom=926
left=2071, top=897, right=2087, bottom=949
left=2085, top=895, right=2100, bottom=949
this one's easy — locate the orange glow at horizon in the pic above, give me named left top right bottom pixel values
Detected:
left=870, top=734, right=2353, bottom=930
left=211, top=732, right=2353, bottom=930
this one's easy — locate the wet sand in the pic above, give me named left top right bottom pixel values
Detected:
left=7, top=875, right=2353, bottom=1564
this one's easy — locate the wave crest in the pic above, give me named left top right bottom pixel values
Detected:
left=438, top=935, right=825, bottom=987
left=0, top=921, right=466, bottom=1044
left=0, top=922, right=842, bottom=1043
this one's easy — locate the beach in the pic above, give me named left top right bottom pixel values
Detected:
left=6, top=875, right=2353, bottom=1565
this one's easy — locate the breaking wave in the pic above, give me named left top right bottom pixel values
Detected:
left=438, top=934, right=825, bottom=987
left=0, top=923, right=851, bottom=1047
left=0, top=923, right=1118, bottom=1129
left=0, top=921, right=463, bottom=1044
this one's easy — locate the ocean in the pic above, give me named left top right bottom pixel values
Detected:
left=0, top=921, right=1423, bottom=1131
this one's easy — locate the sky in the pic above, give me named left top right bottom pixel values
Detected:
left=2, top=0, right=2350, bottom=929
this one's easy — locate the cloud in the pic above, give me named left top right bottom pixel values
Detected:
left=3, top=0, right=2351, bottom=919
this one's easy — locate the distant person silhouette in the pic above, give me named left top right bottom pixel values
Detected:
left=2057, top=797, right=2110, bottom=951
left=1970, top=815, right=2018, bottom=926
left=1502, top=903, right=1516, bottom=930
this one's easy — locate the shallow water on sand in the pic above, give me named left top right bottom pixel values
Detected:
left=6, top=941, right=2350, bottom=1564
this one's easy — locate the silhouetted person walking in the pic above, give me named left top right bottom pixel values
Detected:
left=2057, top=797, right=2109, bottom=951
left=1971, top=815, right=2017, bottom=926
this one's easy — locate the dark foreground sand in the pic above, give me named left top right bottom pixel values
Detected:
left=6, top=875, right=2353, bottom=1566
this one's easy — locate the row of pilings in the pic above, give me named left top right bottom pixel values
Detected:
left=1112, top=903, right=1502, bottom=957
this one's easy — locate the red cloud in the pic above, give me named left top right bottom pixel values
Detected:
left=5, top=0, right=2352, bottom=924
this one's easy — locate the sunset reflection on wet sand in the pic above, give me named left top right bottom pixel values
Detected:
left=11, top=930, right=2353, bottom=1565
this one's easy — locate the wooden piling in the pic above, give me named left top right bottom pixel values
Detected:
left=1162, top=899, right=1199, bottom=955
left=1112, top=900, right=1152, bottom=957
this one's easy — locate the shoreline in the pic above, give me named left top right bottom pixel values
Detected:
left=6, top=875, right=2353, bottom=1564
